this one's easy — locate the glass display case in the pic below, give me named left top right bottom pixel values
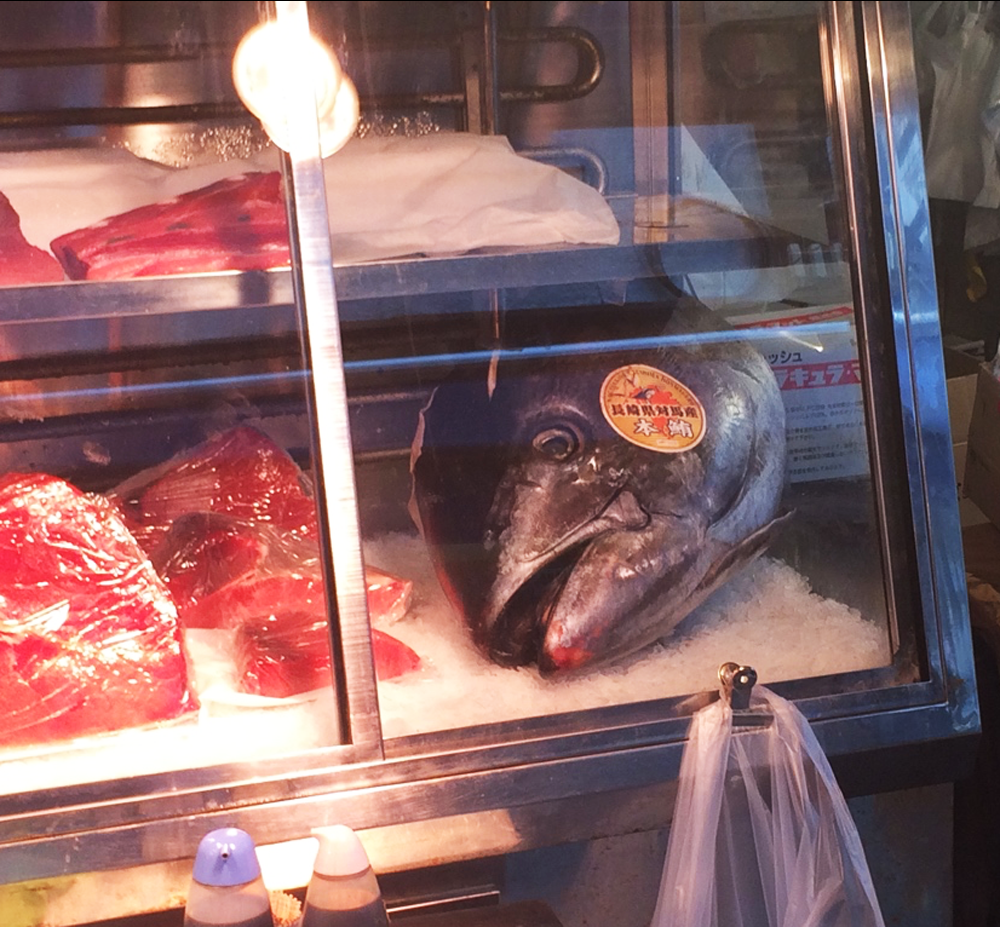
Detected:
left=0, top=1, right=978, bottom=921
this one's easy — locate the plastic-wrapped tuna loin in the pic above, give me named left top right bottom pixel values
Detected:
left=152, top=513, right=420, bottom=697
left=0, top=473, right=197, bottom=748
left=49, top=172, right=289, bottom=281
left=113, top=426, right=421, bottom=695
left=111, top=425, right=320, bottom=555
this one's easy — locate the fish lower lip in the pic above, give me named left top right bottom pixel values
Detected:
left=485, top=540, right=589, bottom=666
left=538, top=642, right=592, bottom=674
left=482, top=490, right=650, bottom=665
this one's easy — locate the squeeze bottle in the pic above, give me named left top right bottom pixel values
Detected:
left=182, top=827, right=275, bottom=927
left=301, top=825, right=389, bottom=927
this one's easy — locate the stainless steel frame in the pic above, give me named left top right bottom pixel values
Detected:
left=278, top=0, right=381, bottom=755
left=0, top=3, right=979, bottom=922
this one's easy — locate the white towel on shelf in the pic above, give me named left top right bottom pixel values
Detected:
left=321, top=133, right=620, bottom=263
left=0, top=132, right=620, bottom=268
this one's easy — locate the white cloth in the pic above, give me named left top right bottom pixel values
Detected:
left=0, top=133, right=620, bottom=266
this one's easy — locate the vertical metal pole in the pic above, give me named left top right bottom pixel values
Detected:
left=460, top=1, right=499, bottom=134
left=630, top=1, right=677, bottom=238
left=273, top=0, right=383, bottom=753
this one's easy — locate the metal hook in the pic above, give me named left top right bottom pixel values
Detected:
left=719, top=662, right=758, bottom=711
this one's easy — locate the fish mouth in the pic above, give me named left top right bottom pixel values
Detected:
left=478, top=488, right=650, bottom=667
left=481, top=537, right=593, bottom=667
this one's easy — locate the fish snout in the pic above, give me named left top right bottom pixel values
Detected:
left=476, top=489, right=652, bottom=668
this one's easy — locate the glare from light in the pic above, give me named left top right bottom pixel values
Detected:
left=233, top=20, right=359, bottom=158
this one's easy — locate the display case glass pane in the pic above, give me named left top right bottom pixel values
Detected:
left=0, top=1, right=350, bottom=793
left=0, top=0, right=943, bottom=804
left=317, top=0, right=904, bottom=741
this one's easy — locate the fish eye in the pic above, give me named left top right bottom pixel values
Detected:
left=532, top=425, right=581, bottom=461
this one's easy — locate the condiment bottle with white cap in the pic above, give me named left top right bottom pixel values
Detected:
left=301, top=824, right=389, bottom=927
left=183, top=827, right=276, bottom=927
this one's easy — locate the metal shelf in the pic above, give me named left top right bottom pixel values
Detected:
left=0, top=196, right=822, bottom=324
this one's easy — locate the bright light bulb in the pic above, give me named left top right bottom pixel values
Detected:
left=233, top=20, right=359, bottom=158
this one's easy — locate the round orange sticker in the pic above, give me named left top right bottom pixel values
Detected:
left=600, top=364, right=706, bottom=453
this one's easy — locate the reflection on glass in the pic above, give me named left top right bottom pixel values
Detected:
left=0, top=1, right=906, bottom=776
left=325, top=1, right=894, bottom=738
left=0, top=1, right=346, bottom=792
left=912, top=1, right=1000, bottom=361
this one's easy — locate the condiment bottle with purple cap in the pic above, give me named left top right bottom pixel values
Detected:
left=301, top=825, right=389, bottom=927
left=183, top=827, right=275, bottom=927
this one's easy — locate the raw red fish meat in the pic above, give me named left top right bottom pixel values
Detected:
left=227, top=575, right=420, bottom=698
left=153, top=515, right=420, bottom=696
left=238, top=609, right=420, bottom=698
left=125, top=428, right=422, bottom=695
left=112, top=425, right=319, bottom=555
left=150, top=512, right=267, bottom=617
left=50, top=172, right=289, bottom=281
left=0, top=472, right=197, bottom=748
left=0, top=191, right=63, bottom=285
left=367, top=566, right=413, bottom=625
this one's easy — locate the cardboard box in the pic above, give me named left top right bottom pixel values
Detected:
left=964, top=362, right=1000, bottom=529
left=945, top=348, right=981, bottom=444
left=945, top=348, right=990, bottom=526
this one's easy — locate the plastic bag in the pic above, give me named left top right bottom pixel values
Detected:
left=650, top=686, right=885, bottom=927
left=917, top=1, right=1000, bottom=204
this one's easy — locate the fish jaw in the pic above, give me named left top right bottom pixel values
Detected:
left=538, top=513, right=714, bottom=673
left=539, top=510, right=792, bottom=673
left=476, top=488, right=650, bottom=665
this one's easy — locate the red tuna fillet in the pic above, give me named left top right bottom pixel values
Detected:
left=123, top=428, right=421, bottom=693
left=0, top=191, right=63, bottom=285
left=151, top=512, right=420, bottom=696
left=50, top=172, right=289, bottom=281
left=0, top=472, right=197, bottom=748
left=111, top=425, right=319, bottom=555
left=229, top=575, right=421, bottom=698
left=366, top=566, right=413, bottom=625
left=151, top=512, right=267, bottom=615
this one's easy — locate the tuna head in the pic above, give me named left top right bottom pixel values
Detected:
left=411, top=300, right=787, bottom=673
